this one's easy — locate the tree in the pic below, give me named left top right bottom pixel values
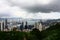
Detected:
left=30, top=28, right=42, bottom=40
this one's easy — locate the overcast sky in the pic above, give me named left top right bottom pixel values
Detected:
left=0, top=0, right=60, bottom=19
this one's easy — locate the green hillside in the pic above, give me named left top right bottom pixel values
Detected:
left=41, top=23, right=60, bottom=40
left=0, top=23, right=60, bottom=40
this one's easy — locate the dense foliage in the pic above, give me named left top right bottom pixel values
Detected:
left=0, top=23, right=60, bottom=40
left=41, top=23, right=60, bottom=40
left=0, top=31, right=26, bottom=40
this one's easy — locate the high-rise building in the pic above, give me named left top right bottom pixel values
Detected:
left=25, top=21, right=28, bottom=29
left=34, top=21, right=44, bottom=31
left=20, top=22, right=24, bottom=31
left=38, top=22, right=43, bottom=31
left=5, top=19, right=8, bottom=29
left=0, top=21, right=5, bottom=31
left=23, top=21, right=29, bottom=32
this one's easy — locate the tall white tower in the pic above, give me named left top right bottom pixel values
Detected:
left=0, top=21, right=5, bottom=31
left=34, top=21, right=43, bottom=31
left=38, top=22, right=43, bottom=31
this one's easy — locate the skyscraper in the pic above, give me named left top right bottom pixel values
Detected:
left=20, top=22, right=24, bottom=31
left=5, top=19, right=8, bottom=29
left=25, top=21, right=28, bottom=29
left=0, top=21, right=4, bottom=31
left=34, top=21, right=44, bottom=31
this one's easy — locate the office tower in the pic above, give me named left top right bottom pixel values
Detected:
left=0, top=21, right=4, bottom=31
left=38, top=22, right=43, bottom=31
left=20, top=22, right=24, bottom=31
left=34, top=21, right=43, bottom=31
left=2, top=22, right=4, bottom=31
left=23, top=21, right=29, bottom=32
left=25, top=21, right=28, bottom=29
left=5, top=19, right=8, bottom=29
left=38, top=21, right=46, bottom=31
left=34, top=22, right=40, bottom=29
left=0, top=23, right=1, bottom=31
left=34, top=22, right=38, bottom=28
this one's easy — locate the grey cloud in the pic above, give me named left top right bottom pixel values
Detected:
left=7, top=0, right=60, bottom=13
left=0, top=14, right=10, bottom=17
left=24, top=0, right=60, bottom=13
left=0, top=0, right=60, bottom=15
left=24, top=6, right=53, bottom=13
left=0, top=0, right=60, bottom=19
left=0, top=11, right=11, bottom=17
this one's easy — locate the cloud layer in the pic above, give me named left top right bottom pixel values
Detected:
left=24, top=0, right=60, bottom=13
left=7, top=0, right=60, bottom=13
left=0, top=0, right=60, bottom=19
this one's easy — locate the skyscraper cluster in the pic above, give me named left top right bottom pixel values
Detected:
left=0, top=19, right=8, bottom=31
left=0, top=18, right=46, bottom=32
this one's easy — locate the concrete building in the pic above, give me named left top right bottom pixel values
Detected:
left=34, top=21, right=45, bottom=31
left=0, top=21, right=5, bottom=31
left=5, top=19, right=8, bottom=29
